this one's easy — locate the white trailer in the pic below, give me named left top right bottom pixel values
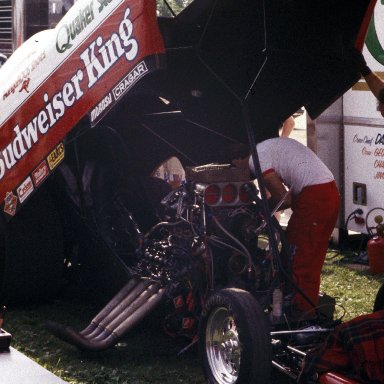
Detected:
left=309, top=0, right=384, bottom=236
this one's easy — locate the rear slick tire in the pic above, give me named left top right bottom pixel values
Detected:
left=199, top=288, right=271, bottom=384
left=373, top=282, right=384, bottom=312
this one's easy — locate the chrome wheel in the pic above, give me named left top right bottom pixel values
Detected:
left=206, top=307, right=241, bottom=383
left=200, top=288, right=271, bottom=384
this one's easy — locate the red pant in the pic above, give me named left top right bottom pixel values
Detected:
left=286, top=181, right=340, bottom=312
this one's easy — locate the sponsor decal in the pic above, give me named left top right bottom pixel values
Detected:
left=55, top=0, right=116, bottom=54
left=56, top=1, right=95, bottom=53
left=17, top=176, right=34, bottom=203
left=32, top=160, right=49, bottom=187
left=97, top=0, right=114, bottom=12
left=80, top=7, right=138, bottom=88
left=0, top=7, right=139, bottom=182
left=91, top=61, right=147, bottom=124
left=19, top=78, right=31, bottom=94
left=366, top=2, right=384, bottom=65
left=47, top=142, right=65, bottom=170
left=3, top=191, right=18, bottom=216
left=112, top=61, right=148, bottom=101
left=2, top=52, right=46, bottom=100
left=90, top=92, right=112, bottom=122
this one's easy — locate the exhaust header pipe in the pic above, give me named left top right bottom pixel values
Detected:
left=46, top=277, right=165, bottom=351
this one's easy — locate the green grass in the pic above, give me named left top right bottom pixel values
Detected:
left=321, top=251, right=384, bottom=320
left=3, top=251, right=384, bottom=384
left=6, top=284, right=205, bottom=384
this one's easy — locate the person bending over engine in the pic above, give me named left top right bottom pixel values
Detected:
left=232, top=137, right=340, bottom=319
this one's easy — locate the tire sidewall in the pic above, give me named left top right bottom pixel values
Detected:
left=374, top=282, right=384, bottom=312
left=199, top=288, right=271, bottom=384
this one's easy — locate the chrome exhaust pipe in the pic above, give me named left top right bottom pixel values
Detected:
left=46, top=277, right=165, bottom=351
left=80, top=277, right=140, bottom=338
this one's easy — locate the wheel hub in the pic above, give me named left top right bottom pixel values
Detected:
left=206, top=308, right=242, bottom=383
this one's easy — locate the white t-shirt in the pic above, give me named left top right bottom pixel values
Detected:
left=249, top=137, right=334, bottom=196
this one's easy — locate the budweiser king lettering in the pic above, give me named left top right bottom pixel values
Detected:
left=0, top=0, right=165, bottom=216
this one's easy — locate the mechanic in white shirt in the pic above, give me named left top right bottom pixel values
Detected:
left=233, top=137, right=340, bottom=318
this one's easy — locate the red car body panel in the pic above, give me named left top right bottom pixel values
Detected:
left=0, top=0, right=164, bottom=216
left=0, top=0, right=377, bottom=218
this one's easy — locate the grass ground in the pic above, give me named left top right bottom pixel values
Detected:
left=321, top=252, right=384, bottom=320
left=5, top=283, right=206, bottom=384
left=3, top=250, right=384, bottom=384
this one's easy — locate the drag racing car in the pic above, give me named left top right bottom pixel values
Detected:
left=0, top=0, right=381, bottom=383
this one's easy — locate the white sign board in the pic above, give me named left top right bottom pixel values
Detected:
left=344, top=125, right=384, bottom=232
left=343, top=1, right=384, bottom=233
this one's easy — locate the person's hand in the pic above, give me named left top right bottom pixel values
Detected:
left=378, top=88, right=384, bottom=104
left=232, top=156, right=250, bottom=170
left=378, top=89, right=384, bottom=117
left=348, top=47, right=371, bottom=76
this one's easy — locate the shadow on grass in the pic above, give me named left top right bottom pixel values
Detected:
left=5, top=279, right=204, bottom=383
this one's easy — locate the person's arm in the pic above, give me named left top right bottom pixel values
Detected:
left=363, top=71, right=384, bottom=100
left=363, top=71, right=384, bottom=117
left=280, top=116, right=295, bottom=137
left=263, top=172, right=292, bottom=211
left=349, top=48, right=384, bottom=117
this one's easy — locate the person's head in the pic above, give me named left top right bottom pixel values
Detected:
left=232, top=155, right=250, bottom=170
left=228, top=143, right=250, bottom=170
